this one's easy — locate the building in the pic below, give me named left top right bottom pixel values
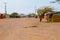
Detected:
left=44, top=12, right=60, bottom=22
left=52, top=12, right=60, bottom=22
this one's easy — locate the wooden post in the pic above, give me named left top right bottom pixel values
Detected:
left=47, top=15, right=49, bottom=22
left=51, top=14, right=54, bottom=22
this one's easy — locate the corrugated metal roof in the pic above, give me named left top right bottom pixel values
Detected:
left=54, top=13, right=60, bottom=16
left=54, top=12, right=60, bottom=16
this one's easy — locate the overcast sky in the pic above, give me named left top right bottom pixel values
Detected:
left=0, top=0, right=60, bottom=14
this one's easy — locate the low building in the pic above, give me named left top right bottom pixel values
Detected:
left=52, top=12, right=60, bottom=22
left=5, top=14, right=10, bottom=18
left=44, top=12, right=60, bottom=22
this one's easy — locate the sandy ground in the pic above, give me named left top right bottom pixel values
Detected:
left=0, top=18, right=60, bottom=40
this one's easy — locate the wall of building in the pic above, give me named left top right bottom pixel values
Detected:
left=53, top=15, right=60, bottom=22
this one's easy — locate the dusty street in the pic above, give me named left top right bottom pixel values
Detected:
left=0, top=18, right=60, bottom=40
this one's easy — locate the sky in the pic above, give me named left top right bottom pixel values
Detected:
left=0, top=0, right=60, bottom=14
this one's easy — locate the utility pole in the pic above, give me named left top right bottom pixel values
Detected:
left=35, top=5, right=37, bottom=14
left=4, top=2, right=7, bottom=18
left=5, top=2, right=7, bottom=15
left=34, top=5, right=38, bottom=18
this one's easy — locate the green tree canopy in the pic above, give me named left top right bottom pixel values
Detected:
left=10, top=12, right=19, bottom=16
left=37, top=7, right=53, bottom=15
left=10, top=12, right=20, bottom=18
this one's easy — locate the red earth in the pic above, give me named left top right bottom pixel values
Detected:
left=0, top=18, right=60, bottom=40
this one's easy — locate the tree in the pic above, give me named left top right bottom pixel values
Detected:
left=55, top=0, right=60, bottom=2
left=37, top=7, right=53, bottom=22
left=50, top=0, right=60, bottom=3
left=37, top=7, right=53, bottom=17
left=10, top=12, right=20, bottom=18
left=20, top=14, right=24, bottom=16
left=20, top=14, right=26, bottom=18
left=27, top=13, right=32, bottom=17
left=27, top=13, right=36, bottom=18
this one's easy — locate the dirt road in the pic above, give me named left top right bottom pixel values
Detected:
left=0, top=18, right=60, bottom=40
